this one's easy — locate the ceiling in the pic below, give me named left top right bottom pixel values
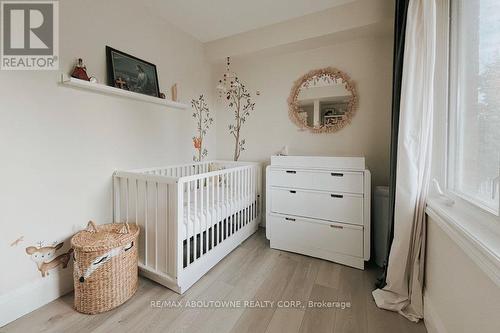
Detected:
left=144, top=0, right=355, bottom=42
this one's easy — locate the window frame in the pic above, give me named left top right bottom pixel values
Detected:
left=427, top=0, right=500, bottom=291
left=445, top=0, right=500, bottom=218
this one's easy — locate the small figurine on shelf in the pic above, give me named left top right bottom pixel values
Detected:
left=159, top=92, right=166, bottom=99
left=171, top=83, right=178, bottom=102
left=114, top=77, right=129, bottom=90
left=71, top=58, right=90, bottom=81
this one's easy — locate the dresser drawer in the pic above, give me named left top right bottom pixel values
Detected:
left=269, top=214, right=363, bottom=258
left=269, top=168, right=364, bottom=194
left=270, top=188, right=363, bottom=225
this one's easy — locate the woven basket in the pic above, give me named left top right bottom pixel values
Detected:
left=71, top=221, right=139, bottom=314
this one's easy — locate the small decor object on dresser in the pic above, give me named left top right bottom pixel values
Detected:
left=266, top=156, right=371, bottom=270
left=106, top=46, right=160, bottom=97
left=71, top=58, right=90, bottom=81
left=71, top=221, right=139, bottom=314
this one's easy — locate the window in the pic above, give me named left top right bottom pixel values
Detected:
left=448, top=0, right=500, bottom=215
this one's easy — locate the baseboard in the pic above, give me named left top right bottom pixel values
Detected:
left=424, top=293, right=448, bottom=333
left=0, top=269, right=73, bottom=328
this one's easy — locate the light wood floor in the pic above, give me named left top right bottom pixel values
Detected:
left=3, top=228, right=426, bottom=333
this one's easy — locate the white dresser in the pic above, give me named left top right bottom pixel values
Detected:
left=266, top=156, right=370, bottom=269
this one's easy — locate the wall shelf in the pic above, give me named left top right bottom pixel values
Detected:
left=59, top=74, right=189, bottom=110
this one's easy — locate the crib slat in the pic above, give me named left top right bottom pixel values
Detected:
left=241, top=169, right=244, bottom=228
left=243, top=168, right=246, bottom=227
left=253, top=170, right=260, bottom=218
left=204, top=176, right=208, bottom=254
left=245, top=168, right=248, bottom=225
left=251, top=167, right=253, bottom=222
left=215, top=175, right=218, bottom=245
left=125, top=178, right=130, bottom=223
left=238, top=169, right=241, bottom=230
left=205, top=175, right=209, bottom=254
left=155, top=182, right=159, bottom=271
left=247, top=167, right=250, bottom=224
left=240, top=169, right=243, bottom=228
left=228, top=171, right=232, bottom=236
left=253, top=166, right=257, bottom=220
left=200, top=175, right=205, bottom=256
left=223, top=173, right=227, bottom=239
left=232, top=170, right=235, bottom=235
left=254, top=167, right=257, bottom=220
left=242, top=168, right=245, bottom=228
left=194, top=177, right=198, bottom=261
left=235, top=170, right=239, bottom=231
left=187, top=180, right=191, bottom=267
left=251, top=168, right=254, bottom=220
left=244, top=168, right=247, bottom=227
left=165, top=183, right=169, bottom=273
left=113, top=176, right=120, bottom=223
left=234, top=170, right=236, bottom=232
left=251, top=167, right=254, bottom=221
left=145, top=181, right=148, bottom=267
left=211, top=175, right=215, bottom=250
left=243, top=168, right=246, bottom=226
left=135, top=179, right=138, bottom=224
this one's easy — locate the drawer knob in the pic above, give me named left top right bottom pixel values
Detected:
left=289, top=190, right=296, bottom=194
left=330, top=194, right=343, bottom=198
left=331, top=173, right=344, bottom=177
left=286, top=170, right=297, bottom=174
left=285, top=217, right=296, bottom=221
left=330, top=225, right=344, bottom=229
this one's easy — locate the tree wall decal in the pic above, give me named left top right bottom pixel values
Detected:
left=226, top=79, right=255, bottom=161
left=217, top=57, right=255, bottom=161
left=191, top=94, right=213, bottom=162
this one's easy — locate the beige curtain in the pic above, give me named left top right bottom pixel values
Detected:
left=372, top=0, right=436, bottom=322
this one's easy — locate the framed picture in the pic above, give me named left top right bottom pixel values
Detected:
left=106, top=46, right=160, bottom=97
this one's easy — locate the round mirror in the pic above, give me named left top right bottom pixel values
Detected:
left=288, top=67, right=357, bottom=133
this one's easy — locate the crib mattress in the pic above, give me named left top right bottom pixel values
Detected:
left=181, top=186, right=254, bottom=238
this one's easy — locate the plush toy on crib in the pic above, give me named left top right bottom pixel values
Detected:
left=208, top=163, right=226, bottom=186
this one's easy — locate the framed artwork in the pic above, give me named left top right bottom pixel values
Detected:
left=106, top=46, right=160, bottom=97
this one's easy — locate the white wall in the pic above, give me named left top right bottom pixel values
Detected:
left=424, top=217, right=500, bottom=333
left=0, top=0, right=215, bottom=325
left=214, top=36, right=394, bottom=188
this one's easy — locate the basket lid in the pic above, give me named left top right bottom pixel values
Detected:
left=71, top=221, right=139, bottom=252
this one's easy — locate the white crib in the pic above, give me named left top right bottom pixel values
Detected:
left=113, top=160, right=262, bottom=293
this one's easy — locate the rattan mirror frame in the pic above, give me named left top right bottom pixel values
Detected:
left=287, top=67, right=358, bottom=133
